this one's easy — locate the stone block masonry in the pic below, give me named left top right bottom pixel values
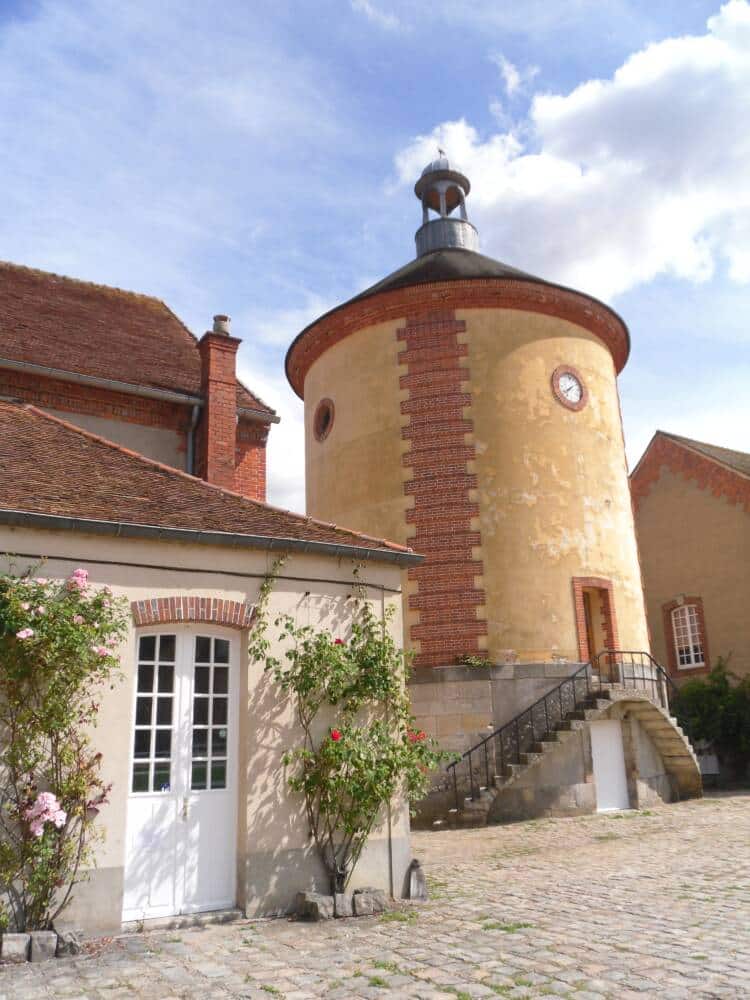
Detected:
left=398, top=309, right=488, bottom=668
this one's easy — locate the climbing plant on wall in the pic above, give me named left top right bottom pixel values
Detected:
left=249, top=561, right=454, bottom=894
left=0, top=566, right=129, bottom=931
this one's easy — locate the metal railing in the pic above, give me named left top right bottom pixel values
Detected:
left=446, top=649, right=684, bottom=813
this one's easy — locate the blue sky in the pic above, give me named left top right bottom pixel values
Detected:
left=1, top=0, right=748, bottom=510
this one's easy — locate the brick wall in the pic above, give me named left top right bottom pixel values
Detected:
left=0, top=367, right=188, bottom=433
left=398, top=309, right=488, bottom=668
left=235, top=419, right=269, bottom=501
left=1, top=365, right=268, bottom=500
left=195, top=332, right=241, bottom=492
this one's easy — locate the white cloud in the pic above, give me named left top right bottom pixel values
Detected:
left=395, top=0, right=750, bottom=302
left=351, top=0, right=401, bottom=31
left=491, top=54, right=538, bottom=97
left=233, top=293, right=339, bottom=512
left=237, top=356, right=306, bottom=513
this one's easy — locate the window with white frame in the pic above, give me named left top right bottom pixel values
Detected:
left=671, top=604, right=704, bottom=668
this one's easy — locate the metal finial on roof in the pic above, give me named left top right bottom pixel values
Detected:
left=413, top=154, right=479, bottom=258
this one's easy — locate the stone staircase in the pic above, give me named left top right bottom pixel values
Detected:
left=440, top=670, right=701, bottom=828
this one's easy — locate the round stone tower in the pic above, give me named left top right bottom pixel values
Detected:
left=286, top=155, right=649, bottom=670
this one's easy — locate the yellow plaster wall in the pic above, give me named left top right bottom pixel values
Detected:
left=462, top=307, right=649, bottom=661
left=304, top=318, right=410, bottom=548
left=634, top=466, right=750, bottom=679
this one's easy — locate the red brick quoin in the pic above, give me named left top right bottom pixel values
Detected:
left=131, top=597, right=255, bottom=630
left=399, top=309, right=487, bottom=668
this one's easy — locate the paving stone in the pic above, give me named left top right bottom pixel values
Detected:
left=30, top=931, right=58, bottom=962
left=1, top=795, right=749, bottom=997
left=1, top=932, right=30, bottom=963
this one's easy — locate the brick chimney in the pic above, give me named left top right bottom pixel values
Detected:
left=196, top=315, right=241, bottom=491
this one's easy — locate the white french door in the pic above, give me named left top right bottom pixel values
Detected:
left=122, top=627, right=239, bottom=921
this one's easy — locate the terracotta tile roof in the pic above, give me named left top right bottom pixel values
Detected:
left=0, top=261, right=275, bottom=416
left=0, top=401, right=416, bottom=562
left=661, top=432, right=750, bottom=479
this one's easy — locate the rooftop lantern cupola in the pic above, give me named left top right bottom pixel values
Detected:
left=413, top=149, right=479, bottom=258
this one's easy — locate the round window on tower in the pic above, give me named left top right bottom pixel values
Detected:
left=313, top=398, right=335, bottom=442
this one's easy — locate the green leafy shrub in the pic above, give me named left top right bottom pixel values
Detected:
left=249, top=563, right=455, bottom=893
left=674, top=658, right=750, bottom=777
left=0, top=565, right=129, bottom=930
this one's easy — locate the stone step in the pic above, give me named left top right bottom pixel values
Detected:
left=519, top=752, right=544, bottom=765
left=532, top=741, right=560, bottom=754
left=555, top=718, right=586, bottom=732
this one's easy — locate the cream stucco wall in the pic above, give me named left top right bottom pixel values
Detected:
left=303, top=305, right=649, bottom=666
left=0, top=526, right=410, bottom=931
left=634, top=466, right=750, bottom=679
left=462, top=307, right=649, bottom=661
left=45, top=408, right=187, bottom=470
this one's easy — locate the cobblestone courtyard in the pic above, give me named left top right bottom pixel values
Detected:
left=2, top=793, right=749, bottom=999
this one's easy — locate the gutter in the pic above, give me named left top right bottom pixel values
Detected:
left=185, top=403, right=201, bottom=475
left=0, top=357, right=279, bottom=424
left=0, top=509, right=424, bottom=569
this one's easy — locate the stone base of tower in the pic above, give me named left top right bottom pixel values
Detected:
left=408, top=663, right=698, bottom=828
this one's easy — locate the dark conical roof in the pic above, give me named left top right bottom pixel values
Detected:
left=348, top=247, right=544, bottom=302
left=286, top=245, right=630, bottom=396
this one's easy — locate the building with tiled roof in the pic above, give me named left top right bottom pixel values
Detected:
left=0, top=261, right=277, bottom=500
left=631, top=430, right=749, bottom=683
left=0, top=265, right=419, bottom=934
left=0, top=400, right=418, bottom=564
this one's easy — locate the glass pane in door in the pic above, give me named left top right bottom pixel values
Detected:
left=190, top=636, right=230, bottom=791
left=131, top=634, right=176, bottom=793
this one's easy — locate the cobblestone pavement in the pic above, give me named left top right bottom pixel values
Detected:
left=2, top=792, right=749, bottom=999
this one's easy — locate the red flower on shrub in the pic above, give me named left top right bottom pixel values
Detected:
left=330, top=729, right=342, bottom=741
left=407, top=729, right=427, bottom=743
left=334, top=638, right=345, bottom=645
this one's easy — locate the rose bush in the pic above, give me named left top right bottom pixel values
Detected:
left=249, top=562, right=455, bottom=894
left=0, top=566, right=129, bottom=931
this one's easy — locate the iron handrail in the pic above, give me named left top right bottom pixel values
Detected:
left=445, top=649, right=686, bottom=813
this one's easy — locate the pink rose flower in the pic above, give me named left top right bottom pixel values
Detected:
left=35, top=577, right=48, bottom=585
left=73, top=614, right=85, bottom=625
left=67, top=568, right=89, bottom=591
left=334, top=638, right=345, bottom=645
left=24, top=792, right=66, bottom=836
left=91, top=644, right=109, bottom=658
left=21, top=601, right=30, bottom=610
left=35, top=606, right=45, bottom=615
left=16, top=627, right=35, bottom=640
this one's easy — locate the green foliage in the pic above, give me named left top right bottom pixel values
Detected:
left=674, top=658, right=750, bottom=774
left=456, top=654, right=493, bottom=669
left=248, top=560, right=455, bottom=893
left=0, top=564, right=129, bottom=930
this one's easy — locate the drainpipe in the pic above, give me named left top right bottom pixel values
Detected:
left=186, top=403, right=201, bottom=475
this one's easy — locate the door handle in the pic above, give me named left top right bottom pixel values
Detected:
left=181, top=797, right=189, bottom=821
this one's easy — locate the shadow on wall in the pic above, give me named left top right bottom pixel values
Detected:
left=242, top=586, right=389, bottom=917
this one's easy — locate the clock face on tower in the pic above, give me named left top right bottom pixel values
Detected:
left=551, top=366, right=588, bottom=411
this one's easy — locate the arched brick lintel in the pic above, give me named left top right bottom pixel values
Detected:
left=131, top=596, right=255, bottom=630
